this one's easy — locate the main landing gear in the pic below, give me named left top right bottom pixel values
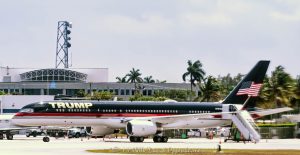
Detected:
left=6, top=133, right=13, bottom=140
left=129, top=136, right=144, bottom=142
left=153, top=136, right=168, bottom=143
left=0, top=133, right=13, bottom=140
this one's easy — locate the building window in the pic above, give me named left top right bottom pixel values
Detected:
left=148, top=90, right=153, bottom=96
left=125, top=89, right=130, bottom=95
left=121, top=89, right=125, bottom=95
left=143, top=90, right=147, bottom=96
left=114, top=89, right=119, bottom=95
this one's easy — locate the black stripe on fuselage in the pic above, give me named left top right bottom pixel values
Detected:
left=21, top=101, right=223, bottom=115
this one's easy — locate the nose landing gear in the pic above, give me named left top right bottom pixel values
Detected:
left=43, top=136, right=50, bottom=142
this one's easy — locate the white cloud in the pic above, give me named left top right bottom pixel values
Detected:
left=270, top=11, right=300, bottom=22
left=216, top=0, right=253, bottom=14
left=94, top=14, right=173, bottom=36
left=180, top=12, right=233, bottom=27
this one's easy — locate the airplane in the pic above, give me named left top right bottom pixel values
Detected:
left=9, top=60, right=292, bottom=143
left=0, top=114, right=40, bottom=140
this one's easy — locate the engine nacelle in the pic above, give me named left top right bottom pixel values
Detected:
left=90, top=126, right=114, bottom=136
left=126, top=120, right=159, bottom=137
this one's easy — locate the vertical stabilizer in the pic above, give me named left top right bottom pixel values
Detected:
left=222, top=60, right=270, bottom=105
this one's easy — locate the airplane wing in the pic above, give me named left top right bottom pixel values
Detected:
left=0, top=127, right=26, bottom=131
left=0, top=126, right=38, bottom=131
left=134, top=107, right=292, bottom=124
left=149, top=112, right=228, bottom=124
left=249, top=107, right=293, bottom=119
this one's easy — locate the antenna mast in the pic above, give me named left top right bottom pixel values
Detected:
left=55, top=21, right=72, bottom=68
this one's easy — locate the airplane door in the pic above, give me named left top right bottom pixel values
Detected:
left=222, top=104, right=233, bottom=119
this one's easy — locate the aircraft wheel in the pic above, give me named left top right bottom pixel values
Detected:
left=153, top=136, right=167, bottom=143
left=129, top=136, right=135, bottom=142
left=153, top=136, right=157, bottom=142
left=156, top=136, right=162, bottom=142
left=43, top=137, right=50, bottom=142
left=6, top=134, right=13, bottom=140
left=129, top=136, right=144, bottom=142
left=0, top=134, right=3, bottom=140
left=129, top=136, right=137, bottom=142
left=153, top=136, right=162, bottom=143
left=75, top=133, right=80, bottom=138
left=32, top=132, right=37, bottom=137
left=162, top=136, right=168, bottom=143
left=138, top=137, right=144, bottom=142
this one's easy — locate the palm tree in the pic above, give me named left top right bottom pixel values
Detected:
left=126, top=68, right=143, bottom=94
left=258, top=66, right=295, bottom=109
left=182, top=60, right=206, bottom=96
left=126, top=68, right=143, bottom=83
left=200, top=76, right=221, bottom=102
left=144, top=76, right=155, bottom=83
left=116, top=76, right=128, bottom=83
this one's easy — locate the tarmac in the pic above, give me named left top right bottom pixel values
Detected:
left=0, top=135, right=300, bottom=155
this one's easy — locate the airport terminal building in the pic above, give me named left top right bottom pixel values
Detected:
left=0, top=66, right=192, bottom=99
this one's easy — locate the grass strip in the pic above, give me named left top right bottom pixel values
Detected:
left=87, top=148, right=300, bottom=155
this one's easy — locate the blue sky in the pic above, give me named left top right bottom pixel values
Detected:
left=0, top=0, right=299, bottom=82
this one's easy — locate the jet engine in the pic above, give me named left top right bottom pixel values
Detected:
left=126, top=120, right=160, bottom=137
left=90, top=126, right=114, bottom=136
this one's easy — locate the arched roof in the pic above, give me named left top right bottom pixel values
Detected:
left=20, top=69, right=87, bottom=82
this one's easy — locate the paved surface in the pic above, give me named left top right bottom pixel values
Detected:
left=0, top=136, right=300, bottom=155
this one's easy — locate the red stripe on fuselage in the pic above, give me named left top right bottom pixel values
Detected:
left=15, top=112, right=174, bottom=117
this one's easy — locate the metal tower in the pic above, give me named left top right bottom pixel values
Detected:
left=55, top=21, right=72, bottom=68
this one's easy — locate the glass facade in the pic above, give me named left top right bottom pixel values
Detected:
left=20, top=69, right=87, bottom=82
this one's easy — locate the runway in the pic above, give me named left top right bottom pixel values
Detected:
left=0, top=136, right=300, bottom=155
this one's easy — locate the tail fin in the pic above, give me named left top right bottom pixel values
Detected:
left=222, top=60, right=270, bottom=105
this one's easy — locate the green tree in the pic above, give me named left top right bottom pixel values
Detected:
left=91, top=91, right=114, bottom=100
left=295, top=76, right=300, bottom=99
left=199, top=76, right=221, bottom=102
left=218, top=73, right=244, bottom=98
left=258, top=66, right=295, bottom=108
left=126, top=68, right=143, bottom=94
left=129, top=93, right=168, bottom=101
left=126, top=68, right=143, bottom=83
left=182, top=60, right=205, bottom=99
left=292, top=76, right=300, bottom=112
left=153, top=89, right=193, bottom=102
left=116, top=76, right=128, bottom=83
left=0, top=91, right=6, bottom=95
left=76, top=90, right=86, bottom=97
left=144, top=76, right=155, bottom=83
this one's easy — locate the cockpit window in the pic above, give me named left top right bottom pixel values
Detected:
left=19, top=108, right=34, bottom=113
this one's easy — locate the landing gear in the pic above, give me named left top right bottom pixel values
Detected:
left=43, top=136, right=50, bottom=142
left=129, top=136, right=144, bottom=142
left=0, top=134, right=3, bottom=140
left=6, top=133, right=13, bottom=140
left=75, top=133, right=80, bottom=138
left=153, top=136, right=168, bottom=143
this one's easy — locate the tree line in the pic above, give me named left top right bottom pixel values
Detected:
left=116, top=60, right=300, bottom=109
